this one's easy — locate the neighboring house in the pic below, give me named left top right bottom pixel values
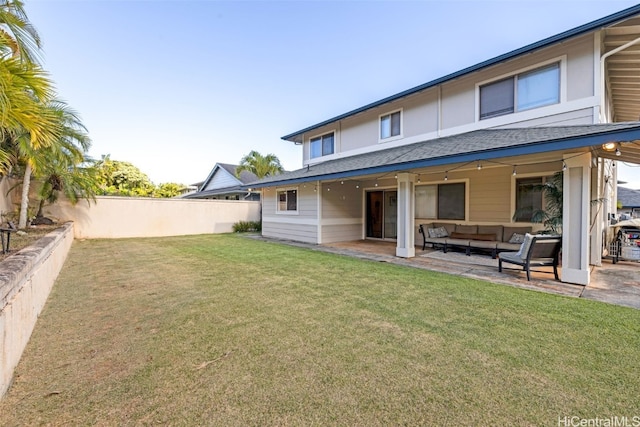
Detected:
left=251, top=5, right=640, bottom=286
left=184, top=163, right=260, bottom=201
left=617, top=186, right=640, bottom=219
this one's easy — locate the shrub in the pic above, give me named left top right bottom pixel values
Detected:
left=232, top=220, right=261, bottom=233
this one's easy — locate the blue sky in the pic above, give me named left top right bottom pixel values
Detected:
left=25, top=0, right=640, bottom=188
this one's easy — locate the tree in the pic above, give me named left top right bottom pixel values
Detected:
left=3, top=100, right=94, bottom=228
left=94, top=155, right=156, bottom=197
left=152, top=182, right=184, bottom=198
left=236, top=150, right=284, bottom=179
left=0, top=0, right=42, bottom=65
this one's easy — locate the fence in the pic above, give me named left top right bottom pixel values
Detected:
left=44, top=196, right=261, bottom=239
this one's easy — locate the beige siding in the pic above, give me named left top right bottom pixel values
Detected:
left=468, top=167, right=512, bottom=223
left=339, top=114, right=378, bottom=152
left=402, top=89, right=439, bottom=137
left=262, top=221, right=318, bottom=243
left=262, top=185, right=319, bottom=243
left=321, top=182, right=362, bottom=219
left=495, top=108, right=594, bottom=128
left=322, top=224, right=363, bottom=243
left=440, top=79, right=475, bottom=129
left=300, top=33, right=597, bottom=161
left=320, top=182, right=364, bottom=243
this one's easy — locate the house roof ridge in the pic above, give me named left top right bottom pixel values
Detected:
left=281, top=4, right=640, bottom=142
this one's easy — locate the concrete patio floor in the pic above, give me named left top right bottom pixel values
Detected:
left=253, top=236, right=640, bottom=310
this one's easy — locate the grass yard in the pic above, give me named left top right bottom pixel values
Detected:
left=1, top=234, right=639, bottom=425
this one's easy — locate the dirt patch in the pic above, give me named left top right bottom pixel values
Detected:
left=0, top=224, right=63, bottom=262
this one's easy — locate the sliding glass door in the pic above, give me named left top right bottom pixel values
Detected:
left=366, top=190, right=397, bottom=239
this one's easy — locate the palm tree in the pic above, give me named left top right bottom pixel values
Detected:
left=31, top=104, right=97, bottom=219
left=0, top=0, right=42, bottom=64
left=8, top=100, right=90, bottom=228
left=236, top=150, right=284, bottom=179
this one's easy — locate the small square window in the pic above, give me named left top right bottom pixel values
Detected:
left=380, top=111, right=401, bottom=140
left=277, top=189, right=297, bottom=212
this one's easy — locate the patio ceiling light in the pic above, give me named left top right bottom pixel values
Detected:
left=602, top=141, right=617, bottom=151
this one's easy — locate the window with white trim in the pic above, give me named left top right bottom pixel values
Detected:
left=277, top=188, right=298, bottom=212
left=514, top=177, right=543, bottom=222
left=310, top=132, right=334, bottom=159
left=415, top=182, right=465, bottom=220
left=380, top=110, right=401, bottom=140
left=479, top=63, right=560, bottom=120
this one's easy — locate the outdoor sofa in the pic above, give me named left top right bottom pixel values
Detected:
left=418, top=223, right=532, bottom=258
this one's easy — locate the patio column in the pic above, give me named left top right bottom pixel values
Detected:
left=396, top=172, right=415, bottom=258
left=561, top=155, right=591, bottom=285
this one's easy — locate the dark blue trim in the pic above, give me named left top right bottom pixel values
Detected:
left=282, top=4, right=640, bottom=142
left=255, top=127, right=640, bottom=188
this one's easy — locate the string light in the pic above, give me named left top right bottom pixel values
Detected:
left=512, top=166, right=517, bottom=176
left=562, top=161, right=567, bottom=171
left=477, top=162, right=482, bottom=170
left=417, top=174, right=421, bottom=183
left=444, top=171, right=448, bottom=181
left=615, top=147, right=621, bottom=156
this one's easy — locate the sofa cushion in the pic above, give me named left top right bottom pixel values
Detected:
left=450, top=232, right=496, bottom=241
left=502, top=226, right=532, bottom=242
left=496, top=242, right=522, bottom=251
left=477, top=225, right=503, bottom=242
left=455, top=224, right=478, bottom=234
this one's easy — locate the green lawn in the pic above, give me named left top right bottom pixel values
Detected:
left=1, top=234, right=639, bottom=425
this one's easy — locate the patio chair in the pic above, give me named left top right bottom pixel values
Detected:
left=498, top=235, right=562, bottom=281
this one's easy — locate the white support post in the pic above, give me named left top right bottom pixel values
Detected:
left=396, top=173, right=416, bottom=258
left=561, top=155, right=591, bottom=285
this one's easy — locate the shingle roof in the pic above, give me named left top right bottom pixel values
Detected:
left=252, top=123, right=640, bottom=187
left=217, top=163, right=258, bottom=185
left=282, top=4, right=640, bottom=142
left=618, top=186, right=640, bottom=208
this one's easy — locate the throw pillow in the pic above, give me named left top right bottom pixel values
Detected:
left=427, top=228, right=439, bottom=238
left=435, top=226, right=449, bottom=238
left=508, top=232, right=525, bottom=244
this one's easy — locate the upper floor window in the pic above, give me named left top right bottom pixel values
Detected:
left=277, top=188, right=297, bottom=212
left=310, top=132, right=334, bottom=159
left=480, top=63, right=560, bottom=120
left=380, top=110, right=401, bottom=140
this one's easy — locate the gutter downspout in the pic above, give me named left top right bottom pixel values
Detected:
left=600, top=35, right=640, bottom=123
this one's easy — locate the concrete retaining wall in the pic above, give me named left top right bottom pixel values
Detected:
left=44, top=196, right=261, bottom=239
left=0, top=222, right=74, bottom=398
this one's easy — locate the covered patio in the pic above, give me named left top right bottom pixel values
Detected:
left=257, top=123, right=640, bottom=288
left=318, top=239, right=640, bottom=309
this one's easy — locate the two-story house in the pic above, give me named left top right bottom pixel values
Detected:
left=251, top=4, right=640, bottom=286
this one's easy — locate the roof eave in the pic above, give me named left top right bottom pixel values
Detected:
left=259, top=126, right=640, bottom=188
left=281, top=4, right=640, bottom=143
